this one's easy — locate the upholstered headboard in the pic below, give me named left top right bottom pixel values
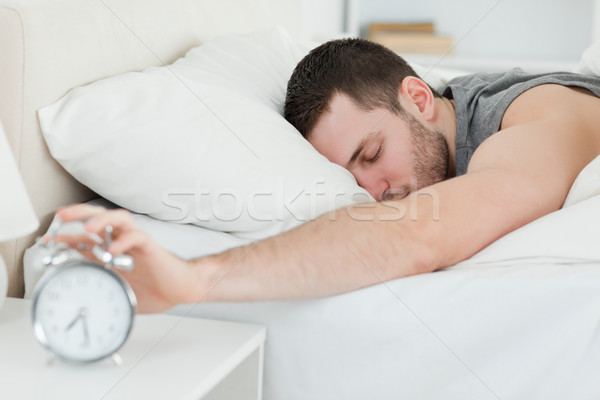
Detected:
left=0, top=0, right=303, bottom=297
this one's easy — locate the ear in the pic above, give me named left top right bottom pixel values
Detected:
left=399, top=76, right=435, bottom=121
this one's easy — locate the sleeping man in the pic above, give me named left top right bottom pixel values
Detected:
left=58, top=39, right=600, bottom=313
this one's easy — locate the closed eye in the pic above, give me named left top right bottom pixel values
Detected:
left=366, top=145, right=382, bottom=163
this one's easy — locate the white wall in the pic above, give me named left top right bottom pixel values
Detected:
left=300, top=0, right=360, bottom=42
left=594, top=0, right=600, bottom=42
left=358, top=0, right=594, bottom=62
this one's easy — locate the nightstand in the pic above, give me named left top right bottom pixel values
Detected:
left=0, top=298, right=266, bottom=399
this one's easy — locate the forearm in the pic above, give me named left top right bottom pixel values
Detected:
left=192, top=200, right=434, bottom=302
left=190, top=165, right=562, bottom=303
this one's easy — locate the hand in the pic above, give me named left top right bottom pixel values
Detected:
left=56, top=204, right=203, bottom=314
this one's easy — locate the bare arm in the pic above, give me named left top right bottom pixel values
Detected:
left=192, top=160, right=579, bottom=302
left=58, top=85, right=600, bottom=312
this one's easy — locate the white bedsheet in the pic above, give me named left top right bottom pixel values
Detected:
left=24, top=158, right=600, bottom=399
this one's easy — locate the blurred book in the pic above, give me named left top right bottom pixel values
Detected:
left=367, top=22, right=453, bottom=55
left=368, top=22, right=435, bottom=35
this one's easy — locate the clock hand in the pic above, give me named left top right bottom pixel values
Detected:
left=65, top=308, right=88, bottom=330
left=65, top=308, right=91, bottom=347
left=65, top=312, right=82, bottom=332
left=81, top=314, right=90, bottom=347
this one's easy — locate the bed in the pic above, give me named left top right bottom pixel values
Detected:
left=3, top=0, right=600, bottom=399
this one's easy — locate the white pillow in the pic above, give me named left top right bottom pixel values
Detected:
left=39, top=27, right=374, bottom=239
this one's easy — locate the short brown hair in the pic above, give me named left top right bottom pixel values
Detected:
left=284, top=38, right=441, bottom=138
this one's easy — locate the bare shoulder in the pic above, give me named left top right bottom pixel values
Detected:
left=403, top=83, right=600, bottom=270
left=467, top=83, right=600, bottom=210
left=500, top=83, right=600, bottom=132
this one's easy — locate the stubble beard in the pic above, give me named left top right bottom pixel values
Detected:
left=383, top=113, right=449, bottom=202
left=409, top=113, right=449, bottom=191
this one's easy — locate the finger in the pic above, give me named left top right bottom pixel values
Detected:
left=106, top=230, right=151, bottom=255
left=54, top=234, right=101, bottom=260
left=53, top=233, right=96, bottom=247
left=57, top=203, right=107, bottom=222
left=84, top=209, right=137, bottom=236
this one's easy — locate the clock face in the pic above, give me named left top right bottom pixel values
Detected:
left=32, top=262, right=136, bottom=363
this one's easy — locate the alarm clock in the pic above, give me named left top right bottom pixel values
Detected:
left=31, top=219, right=137, bottom=364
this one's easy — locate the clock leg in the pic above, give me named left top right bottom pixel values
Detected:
left=111, top=353, right=123, bottom=366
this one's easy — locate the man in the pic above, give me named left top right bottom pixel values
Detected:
left=58, top=39, right=600, bottom=313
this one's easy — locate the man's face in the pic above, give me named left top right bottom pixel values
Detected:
left=309, top=93, right=449, bottom=201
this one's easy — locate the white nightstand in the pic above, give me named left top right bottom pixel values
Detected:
left=0, top=298, right=266, bottom=400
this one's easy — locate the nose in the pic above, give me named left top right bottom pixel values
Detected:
left=353, top=170, right=388, bottom=201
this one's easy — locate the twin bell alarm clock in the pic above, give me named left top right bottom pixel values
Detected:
left=31, top=218, right=137, bottom=364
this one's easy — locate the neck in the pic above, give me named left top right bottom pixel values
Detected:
left=434, top=97, right=457, bottom=178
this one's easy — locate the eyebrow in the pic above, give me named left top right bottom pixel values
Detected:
left=346, top=131, right=379, bottom=169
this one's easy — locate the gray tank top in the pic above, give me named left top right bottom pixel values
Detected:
left=442, top=68, right=600, bottom=176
